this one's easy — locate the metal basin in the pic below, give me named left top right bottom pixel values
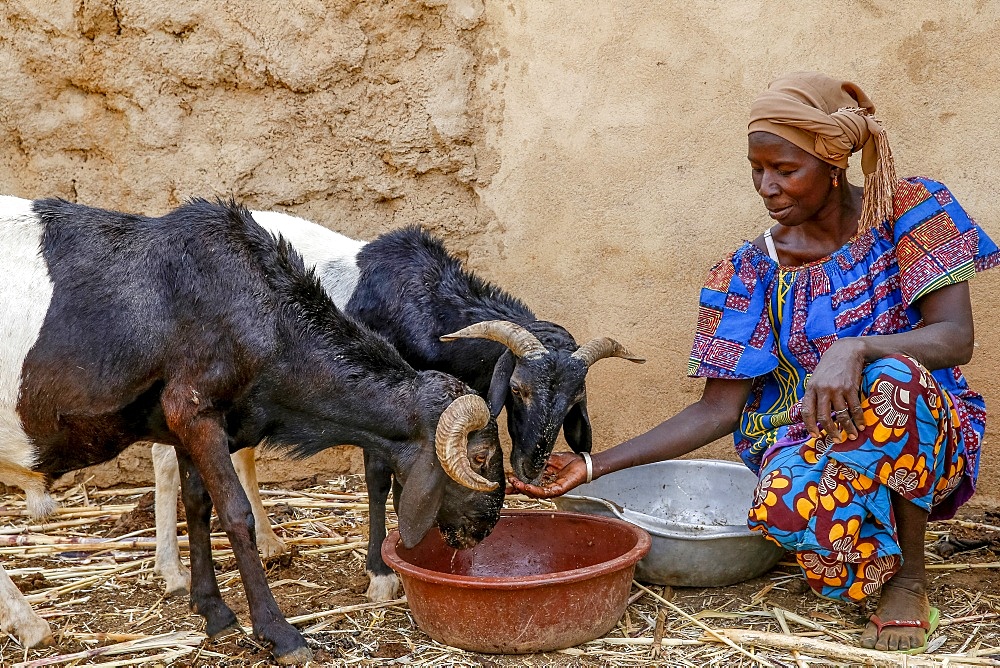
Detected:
left=553, top=459, right=785, bottom=587
left=382, top=509, right=651, bottom=653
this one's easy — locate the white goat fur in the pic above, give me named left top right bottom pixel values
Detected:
left=148, top=212, right=402, bottom=599
left=0, top=196, right=59, bottom=647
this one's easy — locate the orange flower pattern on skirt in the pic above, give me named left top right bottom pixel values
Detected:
left=748, top=355, right=970, bottom=602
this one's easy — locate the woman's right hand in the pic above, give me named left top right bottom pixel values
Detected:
left=801, top=337, right=868, bottom=440
left=506, top=452, right=588, bottom=498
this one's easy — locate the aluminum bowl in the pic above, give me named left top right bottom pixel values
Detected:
left=553, top=459, right=786, bottom=587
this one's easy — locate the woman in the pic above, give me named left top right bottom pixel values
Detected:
left=510, top=72, right=999, bottom=654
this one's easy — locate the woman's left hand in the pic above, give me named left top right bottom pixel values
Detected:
left=506, top=452, right=588, bottom=498
left=801, top=337, right=868, bottom=440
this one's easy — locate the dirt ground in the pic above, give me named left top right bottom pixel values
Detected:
left=1, top=476, right=999, bottom=667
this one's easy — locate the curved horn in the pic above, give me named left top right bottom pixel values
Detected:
left=571, top=337, right=646, bottom=367
left=440, top=320, right=548, bottom=360
left=435, top=394, right=498, bottom=492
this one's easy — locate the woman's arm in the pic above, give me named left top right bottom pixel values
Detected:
left=803, top=281, right=974, bottom=440
left=508, top=377, right=752, bottom=498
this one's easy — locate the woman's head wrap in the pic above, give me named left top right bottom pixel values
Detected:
left=748, top=71, right=897, bottom=234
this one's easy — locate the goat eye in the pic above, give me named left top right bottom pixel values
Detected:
left=474, top=453, right=487, bottom=466
left=510, top=385, right=522, bottom=397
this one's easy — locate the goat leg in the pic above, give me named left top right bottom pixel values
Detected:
left=175, top=419, right=311, bottom=664
left=151, top=443, right=191, bottom=596
left=153, top=443, right=285, bottom=600
left=0, top=562, right=53, bottom=648
left=175, top=449, right=239, bottom=636
left=363, top=450, right=400, bottom=602
left=231, top=447, right=286, bottom=559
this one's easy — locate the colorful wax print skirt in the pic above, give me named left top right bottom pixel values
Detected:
left=748, top=355, right=969, bottom=602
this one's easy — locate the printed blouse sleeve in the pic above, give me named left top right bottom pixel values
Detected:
left=688, top=245, right=779, bottom=379
left=892, top=177, right=1000, bottom=306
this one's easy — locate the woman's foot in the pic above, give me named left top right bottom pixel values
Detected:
left=860, top=575, right=930, bottom=652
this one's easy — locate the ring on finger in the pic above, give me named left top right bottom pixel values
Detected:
left=833, top=408, right=850, bottom=419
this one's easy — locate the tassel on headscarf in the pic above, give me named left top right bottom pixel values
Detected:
left=848, top=108, right=898, bottom=235
left=748, top=72, right=898, bottom=235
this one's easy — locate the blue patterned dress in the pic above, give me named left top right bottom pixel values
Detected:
left=688, top=177, right=1000, bottom=600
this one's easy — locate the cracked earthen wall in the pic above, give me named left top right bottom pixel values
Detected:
left=3, top=1, right=1000, bottom=504
left=0, top=0, right=499, bottom=487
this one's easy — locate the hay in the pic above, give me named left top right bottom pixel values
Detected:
left=1, top=476, right=999, bottom=666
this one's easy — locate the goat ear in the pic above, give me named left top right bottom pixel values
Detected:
left=486, top=351, right=515, bottom=418
left=396, top=449, right=446, bottom=548
left=563, top=395, right=593, bottom=454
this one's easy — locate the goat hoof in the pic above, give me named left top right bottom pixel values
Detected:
left=264, top=544, right=298, bottom=569
left=274, top=644, right=313, bottom=665
left=19, top=617, right=54, bottom=649
left=365, top=572, right=400, bottom=602
left=26, top=490, right=58, bottom=520
left=161, top=571, right=190, bottom=597
left=263, top=624, right=310, bottom=665
left=257, top=533, right=287, bottom=560
left=165, top=583, right=189, bottom=598
left=205, top=616, right=240, bottom=639
left=155, top=564, right=191, bottom=597
left=197, top=600, right=239, bottom=638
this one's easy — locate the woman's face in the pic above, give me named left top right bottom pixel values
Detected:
left=748, top=131, right=835, bottom=226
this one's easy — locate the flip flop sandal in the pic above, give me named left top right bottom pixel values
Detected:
left=868, top=606, right=940, bottom=655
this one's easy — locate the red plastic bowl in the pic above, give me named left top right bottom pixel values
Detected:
left=381, top=509, right=651, bottom=653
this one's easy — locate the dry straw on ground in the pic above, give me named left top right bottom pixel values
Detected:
left=1, top=474, right=998, bottom=666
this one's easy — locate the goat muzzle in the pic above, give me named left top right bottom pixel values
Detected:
left=435, top=394, right=498, bottom=491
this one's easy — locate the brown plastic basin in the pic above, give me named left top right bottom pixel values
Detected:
left=381, top=509, right=651, bottom=653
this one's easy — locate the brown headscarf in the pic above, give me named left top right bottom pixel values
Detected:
left=748, top=71, right=897, bottom=234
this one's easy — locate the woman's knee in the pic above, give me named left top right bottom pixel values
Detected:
left=859, top=354, right=946, bottom=430
left=861, top=354, right=925, bottom=389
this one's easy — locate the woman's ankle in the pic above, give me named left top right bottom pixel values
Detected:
left=881, top=574, right=927, bottom=595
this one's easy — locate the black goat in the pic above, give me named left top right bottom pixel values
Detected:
left=348, top=226, right=645, bottom=480
left=153, top=214, right=642, bottom=602
left=0, top=198, right=503, bottom=663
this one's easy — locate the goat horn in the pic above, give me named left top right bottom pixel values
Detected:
left=571, top=337, right=646, bottom=367
left=440, top=320, right=548, bottom=360
left=435, top=394, right=498, bottom=492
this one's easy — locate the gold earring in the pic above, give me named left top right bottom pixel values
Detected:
left=832, top=172, right=839, bottom=188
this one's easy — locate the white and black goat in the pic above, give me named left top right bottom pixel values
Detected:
left=152, top=212, right=642, bottom=603
left=0, top=198, right=503, bottom=664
